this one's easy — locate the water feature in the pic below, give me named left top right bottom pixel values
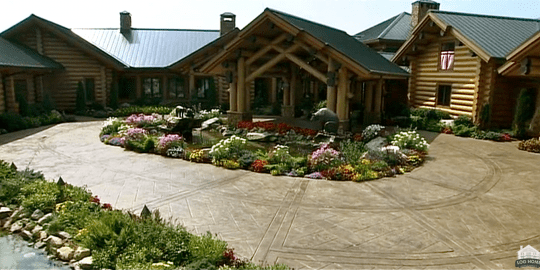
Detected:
left=0, top=235, right=70, bottom=270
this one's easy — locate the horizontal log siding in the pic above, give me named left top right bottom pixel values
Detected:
left=410, top=37, right=482, bottom=117
left=0, top=73, right=4, bottom=112
left=217, top=76, right=229, bottom=106
left=18, top=29, right=112, bottom=111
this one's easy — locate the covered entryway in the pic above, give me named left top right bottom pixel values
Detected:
left=201, top=8, right=408, bottom=130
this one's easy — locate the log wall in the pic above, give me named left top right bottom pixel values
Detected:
left=16, top=27, right=112, bottom=111
left=409, top=36, right=482, bottom=117
left=0, top=73, right=4, bottom=112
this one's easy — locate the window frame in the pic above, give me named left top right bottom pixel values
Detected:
left=436, top=84, right=452, bottom=107
left=169, top=76, right=186, bottom=99
left=439, top=42, right=456, bottom=71
left=143, top=77, right=162, bottom=98
left=196, top=77, right=212, bottom=99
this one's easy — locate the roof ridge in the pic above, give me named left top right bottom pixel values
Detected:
left=378, top=12, right=410, bottom=39
left=266, top=8, right=349, bottom=35
left=354, top=12, right=409, bottom=37
left=431, top=10, right=540, bottom=22
left=73, top=28, right=219, bottom=32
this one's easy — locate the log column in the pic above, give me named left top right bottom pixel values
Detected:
left=227, top=56, right=252, bottom=124
left=326, top=60, right=337, bottom=112
left=374, top=78, right=383, bottom=114
left=188, top=73, right=195, bottom=101
left=228, top=73, right=237, bottom=112
left=336, top=67, right=349, bottom=131
left=271, top=77, right=277, bottom=103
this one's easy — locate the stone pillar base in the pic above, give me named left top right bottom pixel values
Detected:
left=363, top=112, right=381, bottom=126
left=281, top=105, right=295, bottom=118
left=227, top=111, right=252, bottom=125
left=338, top=120, right=350, bottom=133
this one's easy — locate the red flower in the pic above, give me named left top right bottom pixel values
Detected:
left=90, top=195, right=100, bottom=204
left=102, top=203, right=112, bottom=210
left=500, top=133, right=512, bottom=141
left=251, top=159, right=269, bottom=173
left=442, top=127, right=453, bottom=134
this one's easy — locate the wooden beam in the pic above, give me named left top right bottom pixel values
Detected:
left=237, top=57, right=246, bottom=112
left=284, top=53, right=327, bottom=83
left=245, top=44, right=299, bottom=82
left=295, top=41, right=329, bottom=64
left=246, top=33, right=288, bottom=65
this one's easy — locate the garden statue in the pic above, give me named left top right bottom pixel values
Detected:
left=311, top=108, right=339, bottom=133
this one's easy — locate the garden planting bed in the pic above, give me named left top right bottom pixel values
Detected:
left=0, top=161, right=289, bottom=270
left=99, top=111, right=431, bottom=182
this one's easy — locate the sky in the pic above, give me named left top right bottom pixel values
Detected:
left=1, top=0, right=540, bottom=35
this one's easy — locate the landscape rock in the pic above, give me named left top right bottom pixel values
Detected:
left=10, top=221, right=24, bottom=233
left=0, top=202, right=3, bottom=207
left=200, top=117, right=220, bottom=130
left=38, top=213, right=53, bottom=225
left=10, top=209, right=21, bottom=220
left=3, top=219, right=12, bottom=229
left=38, top=231, right=48, bottom=241
left=58, top=231, right=72, bottom=240
left=246, top=132, right=268, bottom=141
left=24, top=221, right=36, bottom=231
left=57, top=246, right=74, bottom=261
left=20, top=230, right=33, bottom=240
left=31, top=225, right=43, bottom=235
left=74, top=247, right=92, bottom=261
left=78, top=256, right=93, bottom=270
left=366, top=137, right=387, bottom=153
left=30, top=209, right=44, bottom=220
left=0, top=207, right=12, bottom=219
left=47, top=235, right=63, bottom=247
left=34, top=242, right=46, bottom=249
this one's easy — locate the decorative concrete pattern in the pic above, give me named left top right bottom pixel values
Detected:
left=1, top=121, right=539, bottom=269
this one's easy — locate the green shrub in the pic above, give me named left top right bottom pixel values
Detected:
left=340, top=140, right=366, bottom=166
left=113, top=106, right=173, bottom=117
left=454, top=115, right=474, bottom=127
left=16, top=93, right=30, bottom=117
left=188, top=232, right=228, bottom=265
left=479, top=103, right=491, bottom=128
left=453, top=124, right=476, bottom=137
left=472, top=130, right=502, bottom=141
left=0, top=112, right=27, bottom=132
left=76, top=81, right=86, bottom=115
left=518, top=138, right=540, bottom=153
left=371, top=161, right=390, bottom=171
left=513, top=88, right=537, bottom=138
left=48, top=200, right=101, bottom=235
left=410, top=108, right=449, bottom=120
left=19, top=180, right=60, bottom=212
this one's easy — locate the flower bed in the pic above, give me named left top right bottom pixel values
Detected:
left=100, top=115, right=430, bottom=182
left=0, top=161, right=289, bottom=270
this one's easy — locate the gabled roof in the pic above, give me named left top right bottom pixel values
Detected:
left=354, top=12, right=412, bottom=43
left=0, top=37, right=62, bottom=69
left=1, top=14, right=126, bottom=69
left=394, top=10, right=540, bottom=62
left=267, top=8, right=408, bottom=76
left=432, top=11, right=540, bottom=59
left=72, top=28, right=220, bottom=68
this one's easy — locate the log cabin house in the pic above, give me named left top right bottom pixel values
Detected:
left=392, top=10, right=540, bottom=128
left=0, top=12, right=239, bottom=113
left=0, top=8, right=410, bottom=131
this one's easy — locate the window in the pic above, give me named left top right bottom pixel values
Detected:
left=84, top=78, right=95, bottom=102
left=169, top=77, right=185, bottom=98
left=143, top=78, right=161, bottom=98
left=440, top=42, right=455, bottom=70
left=119, top=77, right=136, bottom=100
left=437, top=85, right=452, bottom=106
left=196, top=77, right=213, bottom=98
left=14, top=79, right=28, bottom=102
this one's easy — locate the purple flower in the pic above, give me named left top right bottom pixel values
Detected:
left=125, top=128, right=148, bottom=141
left=157, top=134, right=183, bottom=152
left=304, top=172, right=324, bottom=179
left=125, top=114, right=159, bottom=127
left=100, top=134, right=111, bottom=142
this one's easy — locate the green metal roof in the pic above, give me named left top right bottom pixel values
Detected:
left=268, top=8, right=408, bottom=76
left=432, top=10, right=540, bottom=59
left=354, top=12, right=412, bottom=43
left=0, top=37, right=62, bottom=69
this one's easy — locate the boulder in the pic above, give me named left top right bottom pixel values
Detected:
left=10, top=209, right=21, bottom=220
left=246, top=132, right=268, bottom=141
left=78, top=256, right=93, bottom=270
left=47, top=235, right=63, bottom=247
left=10, top=221, right=24, bottom=233
left=200, top=117, right=220, bottom=130
left=20, top=230, right=33, bottom=240
left=0, top=207, right=12, bottom=219
left=366, top=137, right=387, bottom=153
left=38, top=213, right=53, bottom=225
left=31, top=225, right=43, bottom=235
left=58, top=231, right=72, bottom=240
left=3, top=219, right=12, bottom=229
left=34, top=242, right=46, bottom=249
left=38, top=231, right=48, bottom=241
left=24, top=221, right=36, bottom=231
left=30, top=209, right=44, bottom=220
left=57, top=246, right=74, bottom=261
left=74, top=247, right=92, bottom=261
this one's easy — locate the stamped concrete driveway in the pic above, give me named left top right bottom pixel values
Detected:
left=1, top=121, right=539, bottom=269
